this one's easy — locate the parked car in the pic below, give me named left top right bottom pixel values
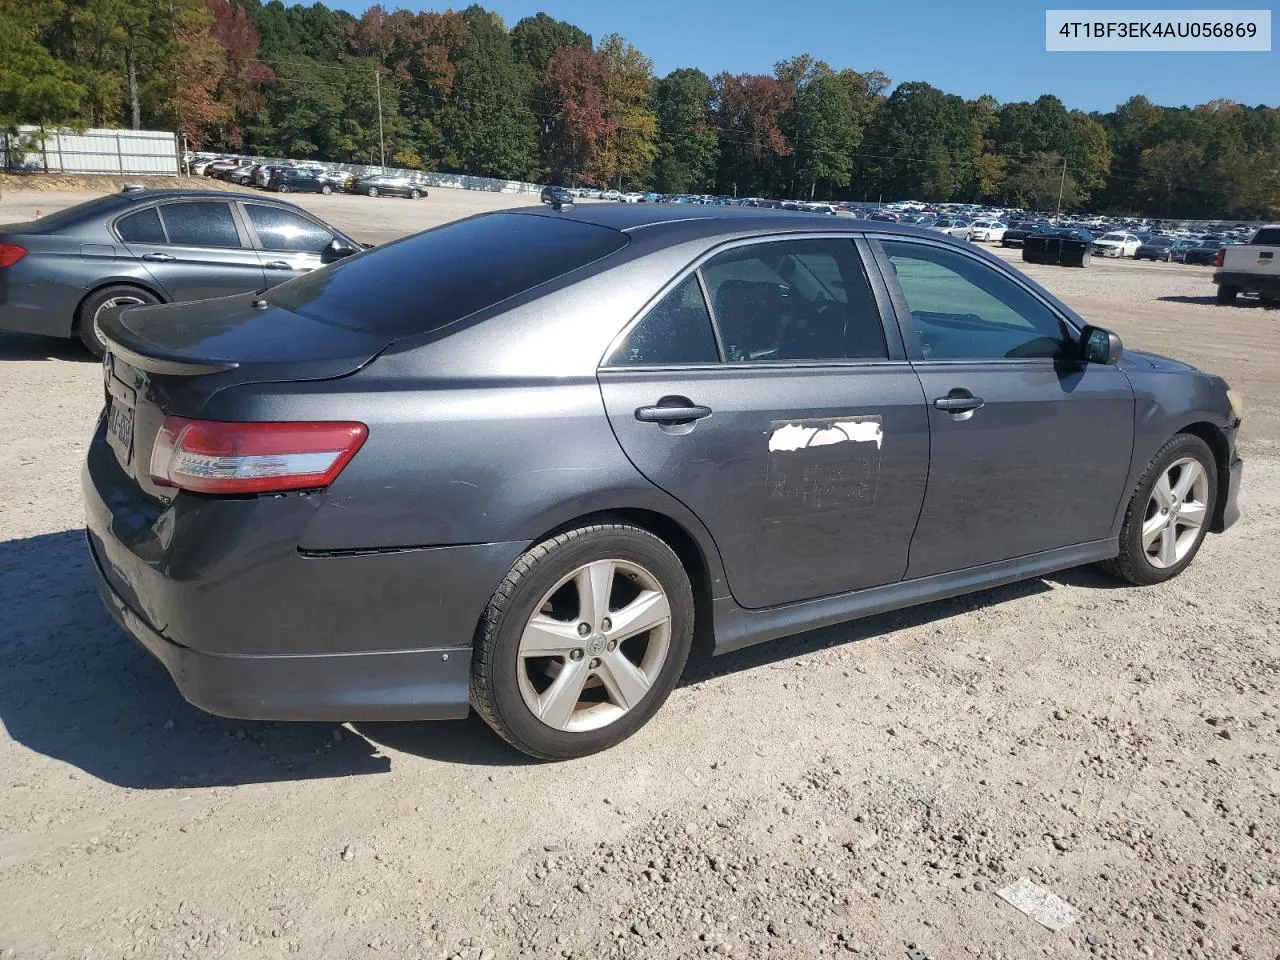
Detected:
left=226, top=164, right=262, bottom=186
left=0, top=188, right=362, bottom=356
left=1215, top=224, right=1280, bottom=304
left=350, top=174, right=427, bottom=199
left=214, top=161, right=255, bottom=182
left=1168, top=238, right=1201, bottom=262
left=1092, top=232, right=1142, bottom=258
left=268, top=166, right=339, bottom=195
left=540, top=185, right=575, bottom=206
left=1000, top=221, right=1053, bottom=248
left=84, top=205, right=1243, bottom=759
left=928, top=216, right=972, bottom=238
left=1134, top=236, right=1177, bottom=261
left=1183, top=239, right=1226, bottom=266
left=967, top=220, right=1007, bottom=242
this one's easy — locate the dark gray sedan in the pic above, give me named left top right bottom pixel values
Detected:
left=0, top=188, right=360, bottom=355
left=84, top=205, right=1244, bottom=759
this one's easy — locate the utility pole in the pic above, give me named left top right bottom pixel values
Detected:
left=374, top=69, right=386, bottom=170
left=1055, top=157, right=1067, bottom=221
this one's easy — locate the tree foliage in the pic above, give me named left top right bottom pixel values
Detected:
left=3, top=0, right=1278, bottom=217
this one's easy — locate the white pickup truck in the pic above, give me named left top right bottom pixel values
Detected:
left=1215, top=224, right=1280, bottom=305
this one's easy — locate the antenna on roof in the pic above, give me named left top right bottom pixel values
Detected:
left=121, top=183, right=145, bottom=193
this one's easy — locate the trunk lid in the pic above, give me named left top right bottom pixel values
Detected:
left=97, top=292, right=393, bottom=497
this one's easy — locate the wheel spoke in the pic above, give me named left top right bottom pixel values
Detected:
left=595, top=651, right=651, bottom=710
left=1158, top=526, right=1178, bottom=567
left=607, top=589, right=670, bottom=643
left=1152, top=472, right=1174, bottom=509
left=538, top=658, right=590, bottom=730
left=1141, top=513, right=1166, bottom=550
left=520, top=615, right=581, bottom=657
left=1173, top=460, right=1203, bottom=501
left=1178, top=501, right=1207, bottom=528
left=575, top=560, right=615, bottom=627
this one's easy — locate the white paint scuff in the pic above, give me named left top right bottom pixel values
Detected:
left=768, top=419, right=883, bottom=453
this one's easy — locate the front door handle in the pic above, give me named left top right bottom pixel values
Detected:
left=141, top=252, right=175, bottom=262
left=635, top=401, right=713, bottom=424
left=263, top=260, right=293, bottom=270
left=934, top=391, right=985, bottom=413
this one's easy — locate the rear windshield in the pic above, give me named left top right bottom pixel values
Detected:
left=271, top=212, right=627, bottom=336
left=4, top=194, right=128, bottom=233
left=1253, top=227, right=1280, bottom=245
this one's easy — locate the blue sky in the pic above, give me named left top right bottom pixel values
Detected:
left=307, top=0, right=1278, bottom=112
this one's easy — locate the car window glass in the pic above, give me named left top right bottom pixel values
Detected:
left=157, top=202, right=242, bottom=249
left=244, top=204, right=333, bottom=253
left=606, top=275, right=719, bottom=366
left=699, top=238, right=887, bottom=362
left=116, top=207, right=166, bottom=243
left=880, top=239, right=1071, bottom=361
left=1253, top=227, right=1280, bottom=245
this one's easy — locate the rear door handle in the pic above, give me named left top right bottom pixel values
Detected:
left=635, top=402, right=713, bottom=424
left=934, top=392, right=985, bottom=413
left=264, top=261, right=293, bottom=270
left=141, top=252, right=175, bottom=262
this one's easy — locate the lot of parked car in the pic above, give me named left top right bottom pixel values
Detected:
left=189, top=154, right=428, bottom=200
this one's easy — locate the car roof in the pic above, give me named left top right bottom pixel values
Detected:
left=512, top=202, right=946, bottom=243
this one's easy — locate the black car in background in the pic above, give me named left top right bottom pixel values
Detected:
left=349, top=174, right=427, bottom=199
left=1135, top=236, right=1176, bottom=261
left=0, top=188, right=361, bottom=355
left=540, top=185, right=575, bottom=206
left=267, top=167, right=340, bottom=195
left=1001, top=221, right=1054, bottom=247
left=1183, top=240, right=1226, bottom=265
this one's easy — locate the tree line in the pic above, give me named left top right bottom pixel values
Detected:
left=3, top=0, right=1278, bottom=219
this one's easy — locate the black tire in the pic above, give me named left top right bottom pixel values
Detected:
left=278, top=184, right=290, bottom=194
left=409, top=188, right=422, bottom=199
left=366, top=187, right=378, bottom=197
left=76, top=285, right=160, bottom=357
left=1077, top=249, right=1091, bottom=268
left=1216, top=285, right=1239, bottom=305
left=470, top=523, right=695, bottom=760
left=1096, top=433, right=1218, bottom=586
left=320, top=184, right=332, bottom=195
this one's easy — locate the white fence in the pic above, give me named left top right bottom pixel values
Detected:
left=2, top=127, right=179, bottom=175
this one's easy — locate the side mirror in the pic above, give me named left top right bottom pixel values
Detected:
left=321, top=239, right=358, bottom=264
left=1081, top=325, right=1122, bottom=364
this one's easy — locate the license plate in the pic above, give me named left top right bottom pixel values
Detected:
left=106, top=400, right=135, bottom=465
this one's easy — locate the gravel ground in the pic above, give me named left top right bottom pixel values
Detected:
left=1, top=188, right=1277, bottom=960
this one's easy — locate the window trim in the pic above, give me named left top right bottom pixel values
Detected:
left=865, top=233, right=1083, bottom=366
left=112, top=204, right=169, bottom=245
left=236, top=200, right=338, bottom=255
left=600, top=231, right=906, bottom=371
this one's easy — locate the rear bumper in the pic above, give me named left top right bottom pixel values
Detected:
left=1214, top=270, right=1280, bottom=295
left=88, top=532, right=473, bottom=720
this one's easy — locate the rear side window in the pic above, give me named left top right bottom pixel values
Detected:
left=117, top=208, right=166, bottom=243
left=270, top=213, right=628, bottom=336
left=158, top=202, right=242, bottom=248
left=1253, top=227, right=1280, bottom=245
left=606, top=276, right=719, bottom=366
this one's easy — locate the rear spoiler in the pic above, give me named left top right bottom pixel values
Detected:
left=98, top=304, right=239, bottom=377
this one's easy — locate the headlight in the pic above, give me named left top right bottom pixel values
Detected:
left=1227, top=389, right=1244, bottom=420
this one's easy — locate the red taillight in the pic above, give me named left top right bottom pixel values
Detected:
left=1215, top=247, right=1226, bottom=267
left=0, top=243, right=27, bottom=268
left=149, top=418, right=367, bottom=494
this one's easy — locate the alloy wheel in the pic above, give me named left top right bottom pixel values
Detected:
left=92, top=295, right=146, bottom=346
left=1142, top=457, right=1210, bottom=568
left=516, top=558, right=671, bottom=732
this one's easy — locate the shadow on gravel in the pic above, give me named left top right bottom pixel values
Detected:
left=0, top=529, right=392, bottom=788
left=0, top=332, right=95, bottom=362
left=1157, top=295, right=1277, bottom=309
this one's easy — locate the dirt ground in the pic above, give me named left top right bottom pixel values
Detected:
left=1, top=187, right=1277, bottom=960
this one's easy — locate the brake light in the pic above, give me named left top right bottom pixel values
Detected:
left=1215, top=247, right=1226, bottom=267
left=149, top=418, right=367, bottom=494
left=0, top=243, right=27, bottom=268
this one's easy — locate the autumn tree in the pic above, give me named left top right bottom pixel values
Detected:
left=590, top=34, right=657, bottom=190
left=543, top=46, right=607, bottom=183
left=712, top=72, right=794, bottom=196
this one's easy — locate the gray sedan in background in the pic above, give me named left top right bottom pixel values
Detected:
left=0, top=188, right=361, bottom=355
left=85, top=205, right=1243, bottom=759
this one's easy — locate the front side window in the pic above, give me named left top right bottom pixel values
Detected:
left=606, top=275, right=719, bottom=366
left=699, top=238, right=888, bottom=362
left=157, top=202, right=242, bottom=249
left=880, top=239, right=1071, bottom=361
left=244, top=204, right=333, bottom=253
